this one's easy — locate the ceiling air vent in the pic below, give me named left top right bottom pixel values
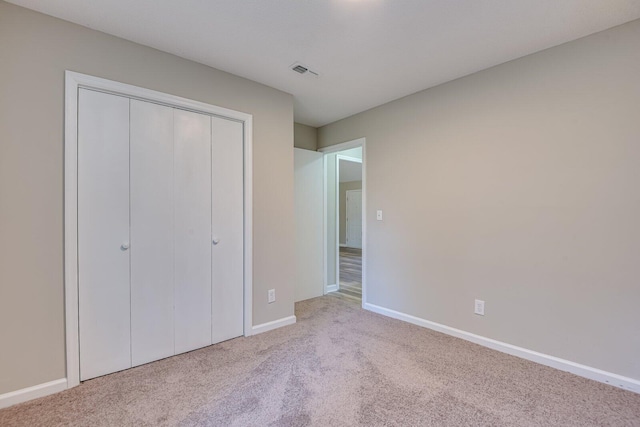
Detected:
left=290, top=62, right=319, bottom=78
left=292, top=64, right=308, bottom=74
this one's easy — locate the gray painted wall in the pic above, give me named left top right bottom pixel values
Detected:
left=294, top=123, right=318, bottom=151
left=0, top=1, right=295, bottom=394
left=319, top=19, right=640, bottom=380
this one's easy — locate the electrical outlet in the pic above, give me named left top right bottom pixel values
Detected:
left=474, top=299, right=485, bottom=316
left=268, top=289, right=276, bottom=304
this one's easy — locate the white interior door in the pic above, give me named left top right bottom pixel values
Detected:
left=130, top=100, right=175, bottom=366
left=294, top=148, right=325, bottom=302
left=173, top=108, right=213, bottom=354
left=78, top=89, right=131, bottom=381
left=346, top=190, right=362, bottom=249
left=211, top=117, right=244, bottom=343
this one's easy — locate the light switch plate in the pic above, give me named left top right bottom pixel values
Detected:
left=377, top=210, right=383, bottom=221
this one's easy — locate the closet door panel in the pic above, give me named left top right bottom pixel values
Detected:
left=211, top=117, right=244, bottom=343
left=130, top=100, right=175, bottom=366
left=174, top=109, right=213, bottom=354
left=78, top=89, right=131, bottom=380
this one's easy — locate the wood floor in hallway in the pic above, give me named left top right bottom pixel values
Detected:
left=336, top=247, right=362, bottom=300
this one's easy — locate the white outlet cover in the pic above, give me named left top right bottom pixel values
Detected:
left=268, top=289, right=276, bottom=303
left=474, top=299, right=485, bottom=316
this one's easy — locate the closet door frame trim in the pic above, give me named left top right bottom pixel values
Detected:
left=64, top=71, right=253, bottom=388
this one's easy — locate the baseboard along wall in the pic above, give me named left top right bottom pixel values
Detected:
left=250, top=315, right=297, bottom=336
left=1, top=316, right=298, bottom=409
left=363, top=302, right=640, bottom=394
left=0, top=378, right=68, bottom=409
left=325, top=284, right=338, bottom=293
left=5, top=302, right=636, bottom=411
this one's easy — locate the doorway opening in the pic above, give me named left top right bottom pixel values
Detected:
left=319, top=138, right=366, bottom=305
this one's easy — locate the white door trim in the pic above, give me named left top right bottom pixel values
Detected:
left=318, top=137, right=365, bottom=153
left=319, top=138, right=367, bottom=307
left=64, top=71, right=253, bottom=389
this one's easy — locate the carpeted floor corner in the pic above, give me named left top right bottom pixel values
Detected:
left=1, top=295, right=639, bottom=426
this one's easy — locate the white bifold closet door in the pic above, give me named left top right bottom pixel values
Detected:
left=78, top=89, right=132, bottom=380
left=130, top=100, right=175, bottom=367
left=211, top=117, right=244, bottom=343
left=173, top=109, right=213, bottom=354
left=78, top=88, right=244, bottom=382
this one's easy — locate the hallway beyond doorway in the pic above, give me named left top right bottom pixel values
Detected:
left=336, top=247, right=362, bottom=300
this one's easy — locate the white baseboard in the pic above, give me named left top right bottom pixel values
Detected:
left=251, top=315, right=296, bottom=336
left=364, top=303, right=640, bottom=394
left=0, top=378, right=68, bottom=409
left=339, top=243, right=347, bottom=247
left=325, top=284, right=338, bottom=293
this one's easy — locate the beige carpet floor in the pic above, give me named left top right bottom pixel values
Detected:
left=2, top=295, right=639, bottom=426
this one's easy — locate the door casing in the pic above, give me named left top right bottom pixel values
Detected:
left=318, top=138, right=367, bottom=305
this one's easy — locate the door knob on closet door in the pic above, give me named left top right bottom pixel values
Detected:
left=121, top=242, right=130, bottom=251
left=212, top=237, right=220, bottom=245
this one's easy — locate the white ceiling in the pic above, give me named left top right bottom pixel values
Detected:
left=8, top=0, right=640, bottom=127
